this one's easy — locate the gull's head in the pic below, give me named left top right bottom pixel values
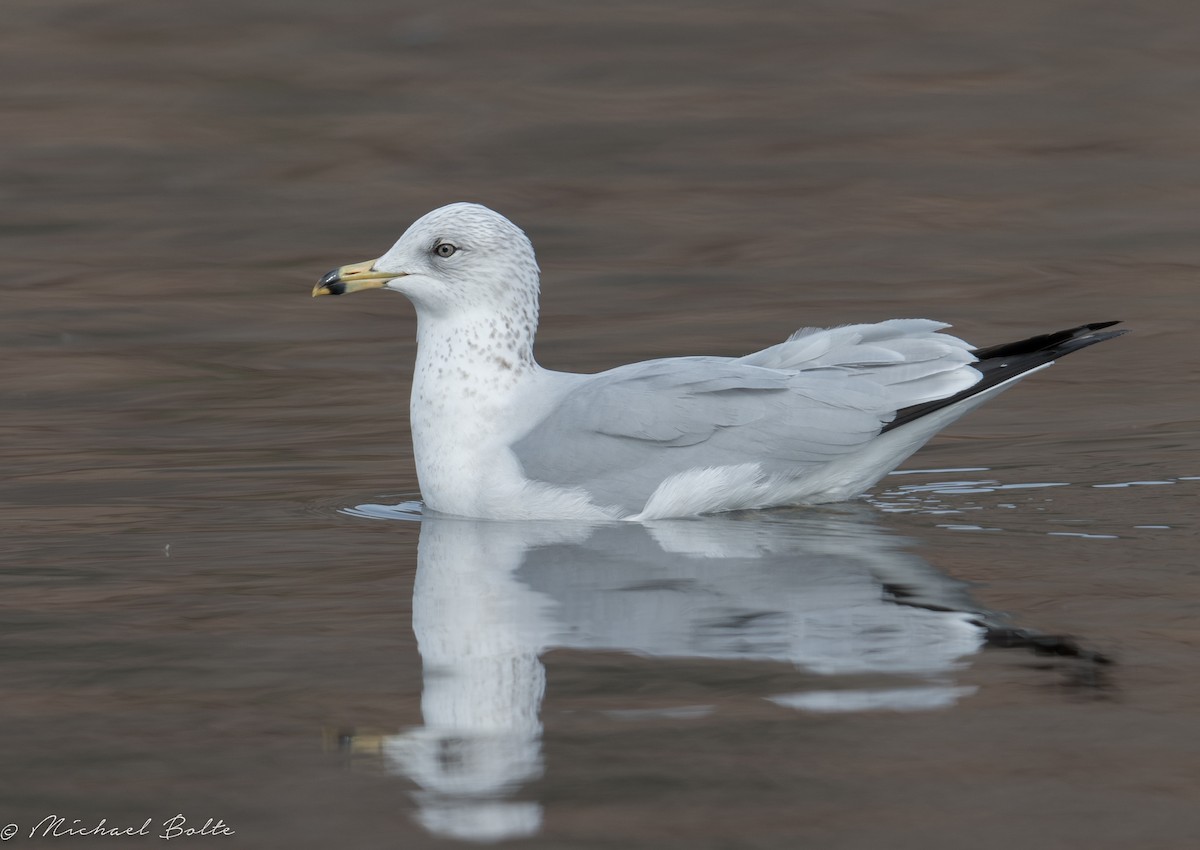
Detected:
left=313, top=202, right=539, bottom=315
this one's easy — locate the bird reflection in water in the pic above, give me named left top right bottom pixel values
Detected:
left=349, top=506, right=1022, bottom=842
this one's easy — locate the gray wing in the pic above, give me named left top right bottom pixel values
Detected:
left=512, top=320, right=978, bottom=513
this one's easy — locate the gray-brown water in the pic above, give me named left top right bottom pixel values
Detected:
left=3, top=1, right=1199, bottom=848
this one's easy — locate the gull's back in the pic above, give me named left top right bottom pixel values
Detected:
left=513, top=319, right=1002, bottom=518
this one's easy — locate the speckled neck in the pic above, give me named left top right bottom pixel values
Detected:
left=412, top=298, right=538, bottom=379
left=407, top=296, right=543, bottom=516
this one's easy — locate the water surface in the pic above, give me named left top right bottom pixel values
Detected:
left=3, top=1, right=1199, bottom=848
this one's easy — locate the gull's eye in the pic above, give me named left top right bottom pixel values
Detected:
left=433, top=242, right=458, bottom=258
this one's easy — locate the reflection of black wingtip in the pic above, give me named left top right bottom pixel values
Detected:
left=984, top=626, right=1114, bottom=665
left=982, top=625, right=1116, bottom=693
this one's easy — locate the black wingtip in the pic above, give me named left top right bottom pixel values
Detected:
left=883, top=321, right=1128, bottom=433
left=969, top=321, right=1126, bottom=360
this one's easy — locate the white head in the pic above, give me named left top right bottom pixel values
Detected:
left=314, top=203, right=541, bottom=318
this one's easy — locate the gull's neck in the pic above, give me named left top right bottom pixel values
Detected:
left=412, top=300, right=539, bottom=389
left=408, top=299, right=544, bottom=516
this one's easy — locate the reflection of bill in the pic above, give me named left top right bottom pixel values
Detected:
left=360, top=506, right=999, bottom=843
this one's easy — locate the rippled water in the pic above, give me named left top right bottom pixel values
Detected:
left=4, top=1, right=1200, bottom=848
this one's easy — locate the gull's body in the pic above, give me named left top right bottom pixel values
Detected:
left=315, top=202, right=1124, bottom=521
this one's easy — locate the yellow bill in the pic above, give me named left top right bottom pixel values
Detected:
left=312, top=259, right=405, bottom=297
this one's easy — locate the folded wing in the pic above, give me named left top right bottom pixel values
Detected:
left=512, top=320, right=981, bottom=513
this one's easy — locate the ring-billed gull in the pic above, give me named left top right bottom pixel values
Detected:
left=313, top=202, right=1125, bottom=521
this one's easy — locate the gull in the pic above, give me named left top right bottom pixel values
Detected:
left=313, top=202, right=1125, bottom=521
